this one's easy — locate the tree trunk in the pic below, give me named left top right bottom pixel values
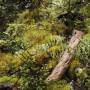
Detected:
left=45, top=30, right=84, bottom=82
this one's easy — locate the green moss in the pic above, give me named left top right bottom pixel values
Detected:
left=16, top=10, right=35, bottom=24
left=67, top=59, right=81, bottom=79
left=47, top=80, right=72, bottom=90
left=69, top=60, right=81, bottom=72
left=40, top=59, right=57, bottom=77
left=0, top=76, right=19, bottom=84
left=0, top=52, right=21, bottom=74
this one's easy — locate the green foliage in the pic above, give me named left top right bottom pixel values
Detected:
left=0, top=24, right=65, bottom=89
left=75, top=34, right=90, bottom=65
left=0, top=0, right=90, bottom=90
left=73, top=33, right=90, bottom=89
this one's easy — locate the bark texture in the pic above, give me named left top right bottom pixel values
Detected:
left=45, top=30, right=84, bottom=82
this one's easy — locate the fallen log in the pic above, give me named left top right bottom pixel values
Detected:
left=45, top=30, right=84, bottom=82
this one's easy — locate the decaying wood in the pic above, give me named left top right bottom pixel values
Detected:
left=45, top=30, right=84, bottom=82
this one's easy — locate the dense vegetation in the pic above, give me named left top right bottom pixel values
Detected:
left=0, top=0, right=90, bottom=90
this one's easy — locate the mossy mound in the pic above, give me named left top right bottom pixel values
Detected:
left=47, top=80, right=72, bottom=90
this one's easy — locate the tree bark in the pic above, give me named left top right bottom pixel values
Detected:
left=45, top=30, right=84, bottom=82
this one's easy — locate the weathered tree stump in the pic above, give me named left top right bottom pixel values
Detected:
left=45, top=30, right=84, bottom=82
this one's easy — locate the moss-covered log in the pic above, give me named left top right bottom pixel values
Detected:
left=45, top=30, right=84, bottom=82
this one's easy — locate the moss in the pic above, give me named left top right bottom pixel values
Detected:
left=16, top=10, right=35, bottom=24
left=34, top=52, right=49, bottom=64
left=7, top=22, right=65, bottom=49
left=80, top=3, right=90, bottom=18
left=69, top=60, right=81, bottom=72
left=68, top=59, right=81, bottom=79
left=48, top=45, right=61, bottom=53
left=22, top=29, right=51, bottom=48
left=17, top=34, right=64, bottom=64
left=0, top=76, right=19, bottom=84
left=40, top=59, right=57, bottom=77
left=47, top=80, right=72, bottom=90
left=0, top=52, right=21, bottom=74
